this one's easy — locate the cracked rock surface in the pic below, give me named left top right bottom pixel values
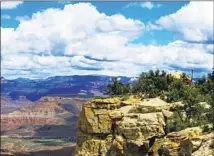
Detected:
left=75, top=96, right=207, bottom=156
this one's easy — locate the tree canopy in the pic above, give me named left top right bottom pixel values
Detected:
left=104, top=69, right=214, bottom=130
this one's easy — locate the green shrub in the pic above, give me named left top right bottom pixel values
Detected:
left=104, top=77, right=131, bottom=95
left=209, top=90, right=214, bottom=129
left=167, top=110, right=209, bottom=133
left=133, top=70, right=170, bottom=98
left=202, top=124, right=213, bottom=133
left=167, top=112, right=189, bottom=132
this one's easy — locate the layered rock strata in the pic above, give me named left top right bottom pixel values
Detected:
left=75, top=96, right=205, bottom=156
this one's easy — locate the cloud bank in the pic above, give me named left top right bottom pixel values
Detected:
left=1, top=2, right=213, bottom=79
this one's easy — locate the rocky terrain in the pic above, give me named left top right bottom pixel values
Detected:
left=75, top=96, right=214, bottom=156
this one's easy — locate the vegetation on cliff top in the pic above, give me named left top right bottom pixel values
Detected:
left=104, top=69, right=214, bottom=131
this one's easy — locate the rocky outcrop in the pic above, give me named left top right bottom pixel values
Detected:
left=192, top=132, right=214, bottom=156
left=75, top=96, right=209, bottom=156
left=75, top=96, right=174, bottom=156
left=150, top=127, right=204, bottom=156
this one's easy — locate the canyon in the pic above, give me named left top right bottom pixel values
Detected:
left=1, top=94, right=213, bottom=156
left=1, top=75, right=213, bottom=156
left=0, top=96, right=86, bottom=156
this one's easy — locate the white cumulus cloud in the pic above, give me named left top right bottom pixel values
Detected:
left=1, top=3, right=213, bottom=79
left=153, top=1, right=213, bottom=43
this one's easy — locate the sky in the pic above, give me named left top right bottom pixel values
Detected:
left=1, top=1, right=214, bottom=79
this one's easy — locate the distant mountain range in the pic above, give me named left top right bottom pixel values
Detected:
left=1, top=75, right=135, bottom=101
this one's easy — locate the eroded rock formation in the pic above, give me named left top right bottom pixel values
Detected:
left=75, top=96, right=208, bottom=156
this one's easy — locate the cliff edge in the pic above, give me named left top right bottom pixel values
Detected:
left=74, top=96, right=211, bottom=156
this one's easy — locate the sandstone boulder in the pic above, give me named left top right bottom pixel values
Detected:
left=128, top=98, right=171, bottom=114
left=78, top=107, right=112, bottom=134
left=75, top=96, right=190, bottom=156
left=150, top=127, right=204, bottom=156
left=109, top=110, right=123, bottom=119
left=84, top=97, right=121, bottom=109
left=118, top=112, right=165, bottom=146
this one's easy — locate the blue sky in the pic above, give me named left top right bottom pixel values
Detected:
left=1, top=1, right=213, bottom=79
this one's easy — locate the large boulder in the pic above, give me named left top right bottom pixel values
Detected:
left=118, top=112, right=166, bottom=146
left=84, top=97, right=121, bottom=109
left=128, top=98, right=171, bottom=114
left=76, top=96, right=173, bottom=156
left=76, top=96, right=209, bottom=156
left=192, top=132, right=214, bottom=156
left=78, top=107, right=112, bottom=134
left=150, top=127, right=204, bottom=156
